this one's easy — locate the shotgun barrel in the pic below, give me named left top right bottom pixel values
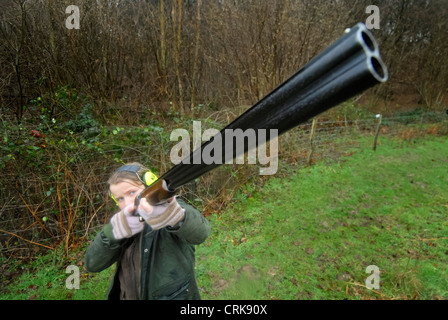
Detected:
left=138, top=22, right=388, bottom=205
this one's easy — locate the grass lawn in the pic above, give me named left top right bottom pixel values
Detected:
left=195, top=135, right=448, bottom=300
left=1, top=134, right=447, bottom=300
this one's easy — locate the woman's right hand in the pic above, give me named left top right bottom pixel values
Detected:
left=110, top=203, right=144, bottom=240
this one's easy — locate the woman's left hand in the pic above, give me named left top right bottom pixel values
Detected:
left=137, top=197, right=185, bottom=230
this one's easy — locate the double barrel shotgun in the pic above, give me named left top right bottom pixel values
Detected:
left=135, top=22, right=389, bottom=209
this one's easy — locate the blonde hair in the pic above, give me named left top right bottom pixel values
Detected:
left=107, top=162, right=149, bottom=187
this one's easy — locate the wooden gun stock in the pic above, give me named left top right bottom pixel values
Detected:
left=134, top=179, right=176, bottom=207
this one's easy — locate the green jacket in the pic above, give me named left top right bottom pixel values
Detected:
left=84, top=198, right=211, bottom=300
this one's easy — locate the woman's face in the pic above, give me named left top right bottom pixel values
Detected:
left=109, top=180, right=145, bottom=210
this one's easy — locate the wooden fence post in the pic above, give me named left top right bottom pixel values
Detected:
left=307, top=118, right=317, bottom=165
left=373, top=114, right=382, bottom=151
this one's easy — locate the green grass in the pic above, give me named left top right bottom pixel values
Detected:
left=1, top=135, right=447, bottom=300
left=195, top=135, right=448, bottom=300
left=0, top=242, right=113, bottom=300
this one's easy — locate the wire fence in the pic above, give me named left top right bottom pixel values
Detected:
left=1, top=112, right=447, bottom=258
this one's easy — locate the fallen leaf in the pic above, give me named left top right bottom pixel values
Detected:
left=268, top=267, right=279, bottom=276
left=304, top=247, right=315, bottom=255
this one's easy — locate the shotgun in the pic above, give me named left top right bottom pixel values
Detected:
left=135, top=22, right=388, bottom=208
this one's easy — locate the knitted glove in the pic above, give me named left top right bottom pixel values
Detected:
left=110, top=204, right=144, bottom=240
left=137, top=197, right=185, bottom=230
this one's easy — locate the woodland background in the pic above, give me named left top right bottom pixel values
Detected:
left=0, top=0, right=447, bottom=261
left=1, top=0, right=447, bottom=121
